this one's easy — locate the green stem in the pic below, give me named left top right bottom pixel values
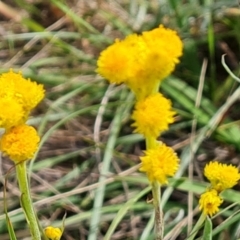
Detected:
left=152, top=181, right=163, bottom=240
left=146, top=136, right=163, bottom=239
left=187, top=212, right=206, bottom=240
left=145, top=83, right=163, bottom=238
left=16, top=162, right=41, bottom=240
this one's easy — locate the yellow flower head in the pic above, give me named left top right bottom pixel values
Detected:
left=44, top=226, right=62, bottom=240
left=0, top=70, right=45, bottom=113
left=0, top=99, right=25, bottom=129
left=0, top=124, right=40, bottom=163
left=199, top=189, right=223, bottom=216
left=97, top=25, right=183, bottom=99
left=141, top=25, right=183, bottom=80
left=131, top=93, right=175, bottom=138
left=204, top=161, right=240, bottom=192
left=97, top=34, right=143, bottom=85
left=140, top=142, right=179, bottom=184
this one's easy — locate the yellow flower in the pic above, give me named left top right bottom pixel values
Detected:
left=199, top=189, right=223, bottom=216
left=204, top=161, right=240, bottom=192
left=126, top=25, right=183, bottom=99
left=0, top=70, right=45, bottom=113
left=0, top=124, right=40, bottom=163
left=0, top=99, right=25, bottom=129
left=97, top=25, right=183, bottom=99
left=44, top=226, right=62, bottom=240
left=140, top=142, right=179, bottom=184
left=97, top=34, right=143, bottom=85
left=141, top=25, right=183, bottom=81
left=131, top=93, right=175, bottom=138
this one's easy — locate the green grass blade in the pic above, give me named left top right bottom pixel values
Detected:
left=88, top=89, right=133, bottom=240
left=104, top=186, right=151, bottom=240
left=203, top=216, right=212, bottom=240
left=5, top=215, right=17, bottom=240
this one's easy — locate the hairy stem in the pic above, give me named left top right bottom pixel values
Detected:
left=152, top=180, right=163, bottom=240
left=16, top=162, right=41, bottom=240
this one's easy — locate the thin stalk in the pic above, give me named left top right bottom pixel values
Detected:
left=187, top=212, right=206, bottom=240
left=146, top=136, right=163, bottom=240
left=144, top=82, right=164, bottom=239
left=16, top=161, right=41, bottom=240
left=152, top=180, right=163, bottom=240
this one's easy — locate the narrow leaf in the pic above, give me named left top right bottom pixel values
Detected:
left=203, top=216, right=212, bottom=240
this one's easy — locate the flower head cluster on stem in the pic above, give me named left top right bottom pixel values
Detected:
left=0, top=70, right=44, bottom=163
left=0, top=69, right=46, bottom=239
left=199, top=161, right=240, bottom=216
left=97, top=25, right=182, bottom=184
left=97, top=25, right=183, bottom=239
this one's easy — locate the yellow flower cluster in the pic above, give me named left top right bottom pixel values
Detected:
left=131, top=93, right=175, bottom=138
left=0, top=70, right=44, bottom=163
left=0, top=70, right=44, bottom=129
left=97, top=25, right=182, bottom=185
left=97, top=25, right=183, bottom=100
left=44, top=226, right=62, bottom=240
left=199, top=161, right=240, bottom=216
left=140, top=142, right=179, bottom=184
left=204, top=161, right=240, bottom=192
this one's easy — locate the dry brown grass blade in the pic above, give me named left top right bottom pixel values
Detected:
left=0, top=2, right=22, bottom=22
